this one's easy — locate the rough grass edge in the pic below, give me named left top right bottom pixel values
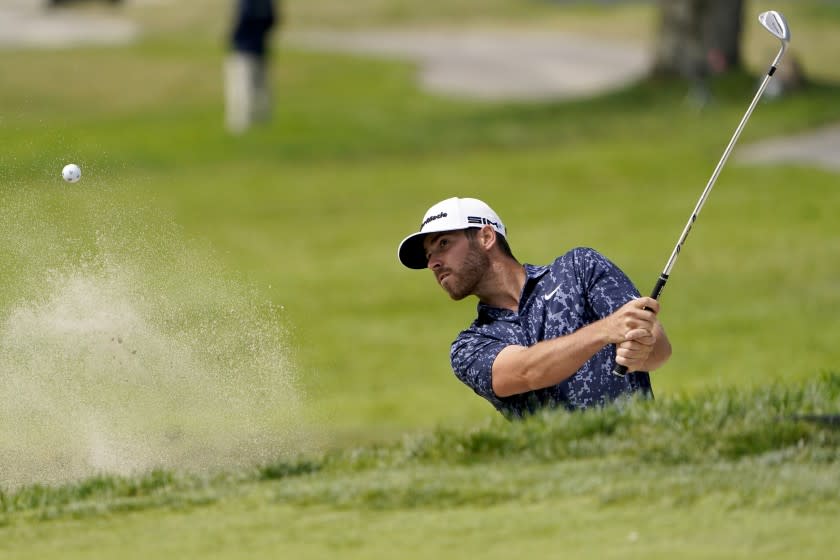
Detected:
left=2, top=372, right=838, bottom=520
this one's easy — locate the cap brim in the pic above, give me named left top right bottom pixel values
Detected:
left=397, top=232, right=430, bottom=269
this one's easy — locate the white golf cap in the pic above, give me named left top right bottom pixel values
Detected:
left=397, top=197, right=506, bottom=269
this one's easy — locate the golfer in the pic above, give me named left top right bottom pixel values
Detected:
left=398, top=197, right=671, bottom=418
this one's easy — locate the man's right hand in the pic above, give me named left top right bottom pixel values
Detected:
left=602, top=297, right=659, bottom=345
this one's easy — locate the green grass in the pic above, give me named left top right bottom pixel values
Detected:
left=2, top=374, right=839, bottom=557
left=2, top=0, right=840, bottom=557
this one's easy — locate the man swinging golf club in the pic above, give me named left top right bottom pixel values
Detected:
left=398, top=197, right=671, bottom=418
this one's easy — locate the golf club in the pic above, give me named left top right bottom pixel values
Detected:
left=613, top=10, right=791, bottom=378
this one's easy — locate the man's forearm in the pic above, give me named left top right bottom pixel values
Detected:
left=492, top=320, right=611, bottom=396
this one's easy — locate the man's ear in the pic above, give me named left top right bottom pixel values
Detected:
left=478, top=225, right=497, bottom=250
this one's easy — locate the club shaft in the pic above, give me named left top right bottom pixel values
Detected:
left=661, top=49, right=784, bottom=278
left=612, top=45, right=786, bottom=378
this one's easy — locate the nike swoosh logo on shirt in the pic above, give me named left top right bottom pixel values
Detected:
left=544, top=286, right=561, bottom=301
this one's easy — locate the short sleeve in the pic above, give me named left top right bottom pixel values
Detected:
left=573, top=248, right=640, bottom=319
left=450, top=331, right=508, bottom=408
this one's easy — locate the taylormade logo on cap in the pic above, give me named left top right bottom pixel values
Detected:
left=397, top=197, right=506, bottom=269
left=421, top=212, right=449, bottom=228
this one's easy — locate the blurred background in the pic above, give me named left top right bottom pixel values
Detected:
left=1, top=0, right=839, bottom=483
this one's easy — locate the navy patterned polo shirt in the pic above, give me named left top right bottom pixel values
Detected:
left=450, top=247, right=652, bottom=419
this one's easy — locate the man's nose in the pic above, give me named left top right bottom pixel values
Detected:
left=427, top=254, right=441, bottom=270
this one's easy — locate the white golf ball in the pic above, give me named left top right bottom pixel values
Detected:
left=62, top=163, right=81, bottom=183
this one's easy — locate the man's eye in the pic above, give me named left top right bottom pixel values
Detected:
left=439, top=239, right=449, bottom=248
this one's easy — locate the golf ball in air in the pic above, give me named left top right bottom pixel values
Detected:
left=62, top=163, right=81, bottom=183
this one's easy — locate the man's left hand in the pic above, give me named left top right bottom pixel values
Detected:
left=615, top=328, right=657, bottom=371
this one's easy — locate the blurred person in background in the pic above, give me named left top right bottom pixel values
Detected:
left=398, top=197, right=672, bottom=419
left=225, top=0, right=279, bottom=134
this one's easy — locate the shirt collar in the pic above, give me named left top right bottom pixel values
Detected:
left=476, top=263, right=550, bottom=319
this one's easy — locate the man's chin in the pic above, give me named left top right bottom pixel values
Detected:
left=440, top=275, right=474, bottom=300
left=443, top=286, right=469, bottom=301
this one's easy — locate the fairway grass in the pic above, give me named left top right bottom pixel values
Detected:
left=4, top=490, right=840, bottom=560
left=4, top=47, right=839, bottom=438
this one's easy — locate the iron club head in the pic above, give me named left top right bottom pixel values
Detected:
left=759, top=10, right=791, bottom=43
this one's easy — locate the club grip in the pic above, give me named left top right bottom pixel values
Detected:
left=611, top=274, right=669, bottom=378
left=612, top=364, right=630, bottom=378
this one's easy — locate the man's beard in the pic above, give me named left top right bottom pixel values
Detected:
left=441, top=243, right=490, bottom=300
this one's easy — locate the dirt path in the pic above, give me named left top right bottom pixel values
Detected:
left=284, top=29, right=650, bottom=101
left=0, top=1, right=138, bottom=48
left=737, top=123, right=840, bottom=172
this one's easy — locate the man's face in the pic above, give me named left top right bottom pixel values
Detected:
left=423, top=229, right=490, bottom=300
